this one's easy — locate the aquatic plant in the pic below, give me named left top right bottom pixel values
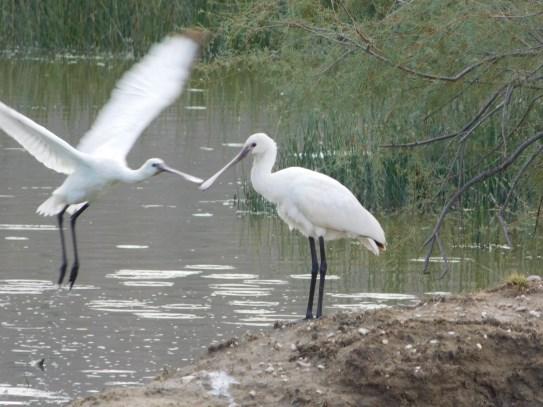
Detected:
left=1, top=0, right=542, bottom=270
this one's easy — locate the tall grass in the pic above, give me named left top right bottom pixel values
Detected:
left=2, top=0, right=541, bottom=230
left=0, top=0, right=214, bottom=55
left=254, top=104, right=537, bottom=227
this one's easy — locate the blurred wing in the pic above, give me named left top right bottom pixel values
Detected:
left=77, top=32, right=202, bottom=160
left=0, top=101, right=85, bottom=174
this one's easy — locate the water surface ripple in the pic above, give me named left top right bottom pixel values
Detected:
left=0, top=59, right=540, bottom=405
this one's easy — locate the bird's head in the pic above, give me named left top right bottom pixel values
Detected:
left=199, top=132, right=276, bottom=191
left=243, top=132, right=276, bottom=157
left=144, top=158, right=168, bottom=176
left=141, top=158, right=203, bottom=183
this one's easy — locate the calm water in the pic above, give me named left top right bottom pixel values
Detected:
left=0, top=57, right=541, bottom=405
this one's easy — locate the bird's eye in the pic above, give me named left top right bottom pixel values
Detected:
left=152, top=163, right=157, bottom=167
left=251, top=142, right=257, bottom=148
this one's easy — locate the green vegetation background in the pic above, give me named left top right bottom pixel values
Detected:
left=1, top=0, right=542, bottom=232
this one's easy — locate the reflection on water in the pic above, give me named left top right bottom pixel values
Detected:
left=0, top=224, right=57, bottom=231
left=409, top=256, right=472, bottom=263
left=106, top=269, right=201, bottom=279
left=0, top=57, right=541, bottom=405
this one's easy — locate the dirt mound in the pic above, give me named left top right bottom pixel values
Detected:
left=336, top=317, right=543, bottom=406
left=69, top=281, right=543, bottom=407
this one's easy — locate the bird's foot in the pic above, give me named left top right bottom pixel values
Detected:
left=57, top=263, right=67, bottom=286
left=68, top=262, right=79, bottom=290
left=304, top=313, right=314, bottom=320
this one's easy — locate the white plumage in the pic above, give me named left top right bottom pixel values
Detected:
left=0, top=31, right=206, bottom=287
left=77, top=35, right=198, bottom=160
left=200, top=132, right=386, bottom=318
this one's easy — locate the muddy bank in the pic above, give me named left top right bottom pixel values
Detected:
left=69, top=280, right=543, bottom=407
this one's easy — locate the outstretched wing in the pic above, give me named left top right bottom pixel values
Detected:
left=0, top=101, right=86, bottom=174
left=77, top=31, right=204, bottom=160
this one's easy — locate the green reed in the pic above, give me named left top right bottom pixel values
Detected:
left=0, top=0, right=212, bottom=55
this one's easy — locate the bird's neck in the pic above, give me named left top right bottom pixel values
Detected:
left=250, top=147, right=277, bottom=201
left=120, top=165, right=153, bottom=184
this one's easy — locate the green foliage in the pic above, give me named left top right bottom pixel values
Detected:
left=257, top=0, right=543, bottom=222
left=0, top=0, right=213, bottom=55
left=505, top=272, right=529, bottom=290
left=1, top=0, right=542, bottom=227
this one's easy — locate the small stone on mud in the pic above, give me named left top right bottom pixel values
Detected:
left=528, top=310, right=541, bottom=318
left=265, top=365, right=274, bottom=373
left=382, top=339, right=389, bottom=345
left=290, top=343, right=297, bottom=351
left=181, top=375, right=196, bottom=384
left=429, top=339, right=439, bottom=345
left=358, top=328, right=369, bottom=336
left=405, top=344, right=413, bottom=350
left=476, top=343, right=482, bottom=350
left=273, top=342, right=283, bottom=350
left=527, top=275, right=541, bottom=282
left=516, top=306, right=528, bottom=312
left=317, top=364, right=325, bottom=370
left=249, top=390, right=256, bottom=398
left=297, top=359, right=311, bottom=369
left=448, top=331, right=456, bottom=336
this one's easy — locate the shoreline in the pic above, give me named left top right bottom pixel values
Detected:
left=69, top=280, right=543, bottom=406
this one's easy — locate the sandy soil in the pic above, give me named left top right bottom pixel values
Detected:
left=69, top=280, right=543, bottom=407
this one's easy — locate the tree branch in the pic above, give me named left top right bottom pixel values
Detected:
left=422, top=132, right=543, bottom=273
left=289, top=21, right=543, bottom=83
left=535, top=194, right=543, bottom=235
left=496, top=144, right=543, bottom=244
left=381, top=85, right=506, bottom=148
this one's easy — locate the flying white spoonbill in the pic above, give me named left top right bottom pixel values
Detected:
left=200, top=133, right=386, bottom=319
left=0, top=31, right=206, bottom=288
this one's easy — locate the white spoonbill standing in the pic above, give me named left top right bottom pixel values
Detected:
left=200, top=133, right=386, bottom=319
left=0, top=31, right=206, bottom=288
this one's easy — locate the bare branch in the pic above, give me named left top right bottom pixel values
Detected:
left=490, top=193, right=513, bottom=248
left=313, top=48, right=355, bottom=77
left=436, top=235, right=450, bottom=278
left=423, top=131, right=543, bottom=252
left=458, top=102, right=504, bottom=143
left=423, top=235, right=436, bottom=274
left=500, top=83, right=515, bottom=154
left=290, top=20, right=543, bottom=83
left=381, top=85, right=506, bottom=148
left=535, top=195, right=543, bottom=235
left=380, top=131, right=460, bottom=149
left=495, top=144, right=543, bottom=245
left=490, top=11, right=543, bottom=19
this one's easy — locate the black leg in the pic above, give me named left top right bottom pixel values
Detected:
left=57, top=205, right=69, bottom=285
left=305, top=237, right=319, bottom=320
left=68, top=203, right=89, bottom=289
left=316, top=236, right=327, bottom=318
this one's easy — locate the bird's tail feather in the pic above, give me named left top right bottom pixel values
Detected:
left=36, top=196, right=65, bottom=216
left=360, top=238, right=380, bottom=256
left=66, top=202, right=88, bottom=215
